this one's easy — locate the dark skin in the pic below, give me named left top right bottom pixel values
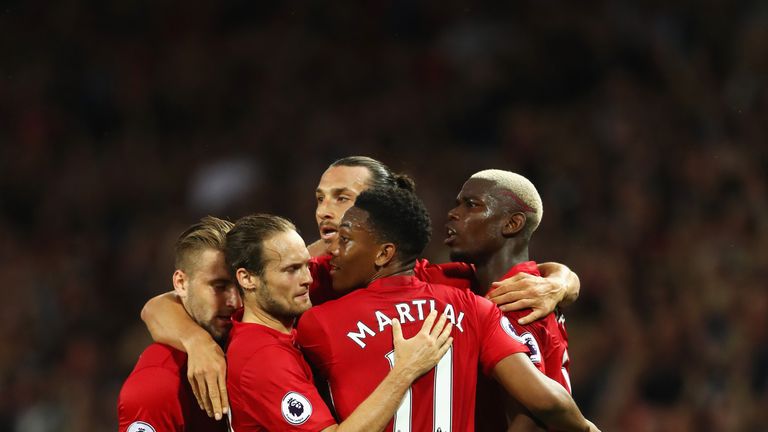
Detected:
left=445, top=176, right=556, bottom=431
left=329, top=204, right=597, bottom=432
left=445, top=177, right=532, bottom=291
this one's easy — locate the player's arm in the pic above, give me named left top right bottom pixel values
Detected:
left=140, top=291, right=228, bottom=420
left=322, top=310, right=453, bottom=432
left=493, top=353, right=598, bottom=432
left=487, top=262, right=580, bottom=325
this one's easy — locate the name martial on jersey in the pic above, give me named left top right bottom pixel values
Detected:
left=346, top=299, right=466, bottom=348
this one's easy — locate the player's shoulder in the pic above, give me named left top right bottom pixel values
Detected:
left=229, top=324, right=300, bottom=368
left=120, top=346, right=186, bottom=407
left=415, top=258, right=472, bottom=274
left=426, top=279, right=481, bottom=303
left=130, top=343, right=187, bottom=374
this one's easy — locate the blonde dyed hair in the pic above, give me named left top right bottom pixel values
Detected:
left=470, top=169, right=543, bottom=236
left=174, top=216, right=235, bottom=272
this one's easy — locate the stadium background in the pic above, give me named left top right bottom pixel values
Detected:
left=2, top=1, right=767, bottom=430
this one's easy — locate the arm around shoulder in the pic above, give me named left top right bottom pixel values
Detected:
left=537, top=262, right=579, bottom=307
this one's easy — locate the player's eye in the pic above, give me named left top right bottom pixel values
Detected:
left=316, top=195, right=324, bottom=203
left=337, top=196, right=351, bottom=203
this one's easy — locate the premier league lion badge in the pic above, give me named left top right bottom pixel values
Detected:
left=281, top=391, right=313, bottom=425
left=127, top=421, right=156, bottom=432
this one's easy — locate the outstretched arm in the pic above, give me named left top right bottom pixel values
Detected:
left=140, top=292, right=228, bottom=421
left=487, top=262, right=580, bottom=325
left=493, top=353, right=598, bottom=432
left=322, top=310, right=454, bottom=432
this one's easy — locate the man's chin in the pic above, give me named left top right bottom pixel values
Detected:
left=330, top=276, right=355, bottom=294
left=207, top=327, right=230, bottom=347
left=449, top=250, right=471, bottom=263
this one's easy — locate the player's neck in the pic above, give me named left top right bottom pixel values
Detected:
left=474, top=244, right=529, bottom=295
left=242, top=303, right=295, bottom=334
left=368, top=261, right=415, bottom=284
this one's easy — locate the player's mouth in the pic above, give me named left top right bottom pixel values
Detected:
left=328, top=262, right=340, bottom=274
left=444, top=226, right=458, bottom=245
left=319, top=224, right=338, bottom=241
left=294, top=290, right=310, bottom=301
left=215, top=315, right=233, bottom=326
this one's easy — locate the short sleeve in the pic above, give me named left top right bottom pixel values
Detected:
left=475, top=295, right=530, bottom=376
left=118, top=367, right=184, bottom=432
left=240, top=345, right=336, bottom=431
left=503, top=310, right=549, bottom=374
left=296, top=308, right=331, bottom=379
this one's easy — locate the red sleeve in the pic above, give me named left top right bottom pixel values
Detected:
left=309, top=255, right=342, bottom=305
left=503, top=310, right=548, bottom=374
left=118, top=367, right=184, bottom=432
left=239, top=345, right=337, bottom=431
left=414, top=259, right=475, bottom=290
left=475, top=295, right=530, bottom=376
left=296, top=308, right=332, bottom=379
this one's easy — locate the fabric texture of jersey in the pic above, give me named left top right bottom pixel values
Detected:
left=226, top=309, right=336, bottom=431
left=297, top=275, right=529, bottom=432
left=118, top=343, right=226, bottom=432
left=475, top=261, right=572, bottom=432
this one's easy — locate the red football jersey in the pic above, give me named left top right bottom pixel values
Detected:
left=226, top=309, right=337, bottom=431
left=475, top=261, right=572, bottom=432
left=297, top=275, right=529, bottom=432
left=118, top=343, right=226, bottom=432
left=308, top=257, right=476, bottom=307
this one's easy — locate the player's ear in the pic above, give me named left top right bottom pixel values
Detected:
left=172, top=269, right=188, bottom=298
left=375, top=243, right=396, bottom=267
left=236, top=268, right=258, bottom=292
left=502, top=212, right=526, bottom=237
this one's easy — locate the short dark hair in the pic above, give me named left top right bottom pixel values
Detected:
left=330, top=156, right=416, bottom=192
left=174, top=216, right=234, bottom=272
left=225, top=214, right=296, bottom=281
left=353, top=187, right=431, bottom=264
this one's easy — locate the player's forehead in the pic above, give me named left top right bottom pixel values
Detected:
left=187, top=248, right=229, bottom=279
left=339, top=207, right=371, bottom=232
left=262, top=230, right=311, bottom=267
left=457, top=177, right=497, bottom=200
left=316, top=165, right=372, bottom=195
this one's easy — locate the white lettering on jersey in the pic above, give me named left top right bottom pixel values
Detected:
left=375, top=310, right=392, bottom=332
left=395, top=303, right=416, bottom=323
left=347, top=321, right=376, bottom=348
left=346, top=300, right=467, bottom=349
left=412, top=299, right=427, bottom=319
left=455, top=311, right=465, bottom=332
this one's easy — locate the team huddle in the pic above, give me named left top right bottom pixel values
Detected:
left=117, top=156, right=600, bottom=431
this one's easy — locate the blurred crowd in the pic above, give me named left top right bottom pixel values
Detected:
left=1, top=1, right=767, bottom=431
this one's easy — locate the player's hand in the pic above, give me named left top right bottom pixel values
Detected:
left=585, top=420, right=601, bottom=432
left=391, top=310, right=453, bottom=380
left=487, top=272, right=565, bottom=325
left=186, top=334, right=229, bottom=420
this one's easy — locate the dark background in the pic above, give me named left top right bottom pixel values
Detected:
left=2, top=1, right=767, bottom=430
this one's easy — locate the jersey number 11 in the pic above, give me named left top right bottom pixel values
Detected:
left=385, top=347, right=453, bottom=432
